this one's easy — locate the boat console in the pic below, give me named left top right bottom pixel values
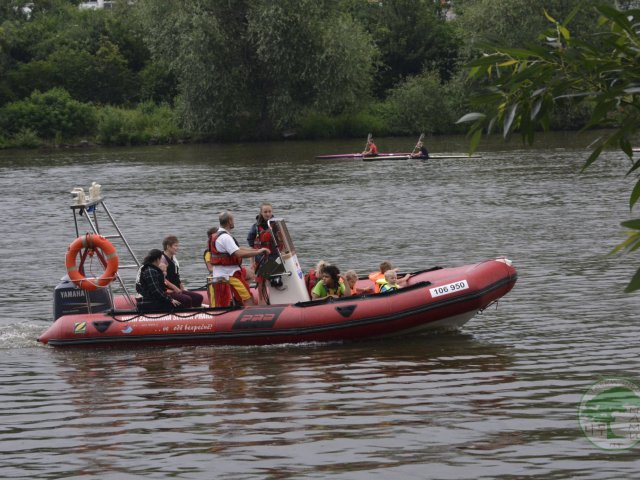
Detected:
left=260, top=219, right=310, bottom=304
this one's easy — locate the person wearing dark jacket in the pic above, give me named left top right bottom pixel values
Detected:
left=247, top=202, right=279, bottom=304
left=411, top=141, right=430, bottom=159
left=161, top=235, right=203, bottom=308
left=136, top=249, right=180, bottom=312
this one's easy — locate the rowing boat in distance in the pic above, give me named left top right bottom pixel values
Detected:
left=315, top=133, right=481, bottom=160
left=362, top=153, right=482, bottom=162
left=315, top=152, right=410, bottom=159
left=316, top=153, right=482, bottom=161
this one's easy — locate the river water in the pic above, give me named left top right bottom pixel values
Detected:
left=0, top=133, right=639, bottom=479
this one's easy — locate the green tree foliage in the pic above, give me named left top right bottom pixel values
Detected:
left=452, top=0, right=616, bottom=129
left=248, top=1, right=376, bottom=126
left=96, top=102, right=182, bottom=145
left=137, top=0, right=377, bottom=139
left=0, top=25, right=13, bottom=105
left=0, top=87, right=96, bottom=139
left=0, top=0, right=79, bottom=21
left=138, top=60, right=177, bottom=105
left=136, top=0, right=248, bottom=138
left=381, top=71, right=451, bottom=135
left=452, top=0, right=613, bottom=59
left=1, top=0, right=149, bottom=106
left=350, top=0, right=460, bottom=97
left=458, top=5, right=640, bottom=292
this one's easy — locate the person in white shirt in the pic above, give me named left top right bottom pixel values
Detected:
left=208, top=211, right=269, bottom=306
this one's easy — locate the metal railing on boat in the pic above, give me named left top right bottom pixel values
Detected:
left=70, top=184, right=140, bottom=309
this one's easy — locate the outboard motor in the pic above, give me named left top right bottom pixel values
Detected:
left=53, top=275, right=113, bottom=321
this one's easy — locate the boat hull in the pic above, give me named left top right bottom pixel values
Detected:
left=316, top=153, right=482, bottom=161
left=38, top=259, right=516, bottom=348
left=362, top=154, right=481, bottom=162
left=316, top=152, right=410, bottom=159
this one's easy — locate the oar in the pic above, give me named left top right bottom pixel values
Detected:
left=363, top=133, right=372, bottom=154
left=364, top=134, right=373, bottom=150
left=410, top=133, right=425, bottom=156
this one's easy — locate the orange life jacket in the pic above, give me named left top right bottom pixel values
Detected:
left=209, top=231, right=242, bottom=267
left=368, top=271, right=384, bottom=293
left=304, top=269, right=319, bottom=296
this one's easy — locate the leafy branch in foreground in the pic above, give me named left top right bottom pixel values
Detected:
left=457, top=5, right=640, bottom=292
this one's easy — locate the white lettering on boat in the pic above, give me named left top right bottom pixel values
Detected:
left=118, top=314, right=221, bottom=322
left=430, top=280, right=469, bottom=298
left=172, top=324, right=214, bottom=332
left=60, top=290, right=85, bottom=298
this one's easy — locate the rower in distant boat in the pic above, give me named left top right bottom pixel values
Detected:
left=411, top=141, right=430, bottom=159
left=362, top=137, right=378, bottom=157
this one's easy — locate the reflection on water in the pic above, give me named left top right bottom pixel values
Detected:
left=1, top=133, right=639, bottom=478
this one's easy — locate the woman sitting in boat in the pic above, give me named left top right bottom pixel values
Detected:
left=136, top=249, right=181, bottom=312
left=158, top=261, right=182, bottom=295
left=378, top=270, right=401, bottom=293
left=161, top=235, right=204, bottom=308
left=311, top=265, right=350, bottom=300
left=362, top=138, right=378, bottom=157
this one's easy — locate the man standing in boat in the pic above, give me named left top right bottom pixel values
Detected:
left=210, top=211, right=269, bottom=306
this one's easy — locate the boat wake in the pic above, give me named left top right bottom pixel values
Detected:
left=1, top=322, right=47, bottom=349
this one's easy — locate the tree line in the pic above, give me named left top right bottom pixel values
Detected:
left=0, top=0, right=620, bottom=147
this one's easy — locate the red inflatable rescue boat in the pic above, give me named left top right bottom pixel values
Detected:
left=38, top=184, right=517, bottom=348
left=39, top=258, right=516, bottom=347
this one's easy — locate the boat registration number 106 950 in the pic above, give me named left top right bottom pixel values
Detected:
left=430, top=280, right=469, bottom=298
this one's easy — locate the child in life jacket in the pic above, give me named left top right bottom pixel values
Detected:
left=369, top=261, right=410, bottom=293
left=305, top=260, right=329, bottom=297
left=378, top=270, right=401, bottom=293
left=345, top=270, right=373, bottom=295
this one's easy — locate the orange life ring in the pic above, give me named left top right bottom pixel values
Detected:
left=65, top=234, right=119, bottom=291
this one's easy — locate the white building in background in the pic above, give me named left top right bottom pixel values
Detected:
left=79, top=0, right=115, bottom=9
